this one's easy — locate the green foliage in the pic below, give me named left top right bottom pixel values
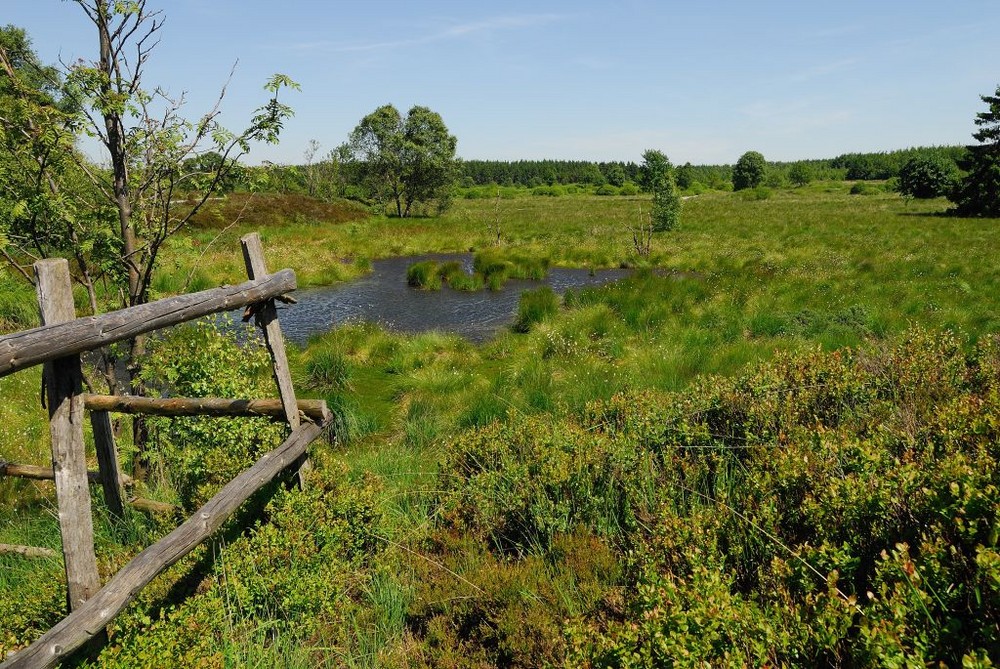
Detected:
left=641, top=149, right=681, bottom=231
left=341, top=104, right=459, bottom=217
left=739, top=185, right=773, bottom=200
left=140, top=319, right=287, bottom=509
left=429, top=331, right=1000, bottom=664
left=674, top=162, right=696, bottom=190
left=473, top=250, right=550, bottom=290
left=602, top=162, right=627, bottom=187
left=512, top=286, right=559, bottom=333
left=850, top=181, right=879, bottom=195
left=951, top=85, right=1000, bottom=217
left=898, top=155, right=957, bottom=198
left=406, top=260, right=443, bottom=290
left=0, top=269, right=37, bottom=332
left=92, top=456, right=387, bottom=667
left=531, top=184, right=566, bottom=196
left=406, top=530, right=620, bottom=668
left=789, top=162, right=813, bottom=186
left=460, top=159, right=637, bottom=188
left=733, top=150, right=767, bottom=190
left=833, top=146, right=965, bottom=181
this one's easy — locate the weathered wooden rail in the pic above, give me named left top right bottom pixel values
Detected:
left=0, top=269, right=296, bottom=379
left=82, top=394, right=331, bottom=423
left=0, top=233, right=330, bottom=668
left=2, top=422, right=324, bottom=669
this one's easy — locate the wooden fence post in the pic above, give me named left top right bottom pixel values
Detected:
left=35, top=259, right=101, bottom=610
left=240, top=233, right=308, bottom=486
left=91, top=410, right=125, bottom=519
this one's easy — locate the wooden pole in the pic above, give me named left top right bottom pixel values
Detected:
left=82, top=394, right=331, bottom=423
left=90, top=411, right=126, bottom=519
left=0, top=420, right=325, bottom=669
left=34, top=259, right=101, bottom=611
left=0, top=269, right=296, bottom=379
left=0, top=544, right=58, bottom=559
left=241, top=233, right=308, bottom=486
left=0, top=460, right=122, bottom=484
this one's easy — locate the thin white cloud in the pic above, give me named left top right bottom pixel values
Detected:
left=739, top=97, right=854, bottom=137
left=289, top=14, right=565, bottom=54
left=786, top=58, right=859, bottom=84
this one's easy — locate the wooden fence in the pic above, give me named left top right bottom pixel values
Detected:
left=0, top=233, right=331, bottom=669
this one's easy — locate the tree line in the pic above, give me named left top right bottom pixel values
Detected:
left=258, top=144, right=977, bottom=203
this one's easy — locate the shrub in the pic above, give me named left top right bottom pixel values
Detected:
left=140, top=319, right=287, bottom=509
left=618, top=182, right=640, bottom=196
left=789, top=163, right=813, bottom=186
left=594, top=184, right=618, bottom=196
left=94, top=457, right=387, bottom=665
left=898, top=156, right=957, bottom=198
left=432, top=329, right=1000, bottom=664
left=739, top=185, right=773, bottom=200
left=531, top=185, right=565, bottom=197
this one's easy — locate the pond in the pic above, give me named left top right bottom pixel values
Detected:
left=271, top=253, right=632, bottom=345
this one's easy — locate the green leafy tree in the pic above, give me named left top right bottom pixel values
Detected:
left=674, top=162, right=696, bottom=190
left=0, top=25, right=103, bottom=301
left=342, top=104, right=458, bottom=217
left=1, top=5, right=296, bottom=460
left=732, top=150, right=767, bottom=191
left=641, top=149, right=680, bottom=232
left=898, top=156, right=956, bottom=199
left=950, top=85, right=1000, bottom=217
left=788, top=162, right=813, bottom=187
left=603, top=163, right=627, bottom=188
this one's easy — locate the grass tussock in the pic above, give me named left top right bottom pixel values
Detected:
left=4, top=185, right=1000, bottom=665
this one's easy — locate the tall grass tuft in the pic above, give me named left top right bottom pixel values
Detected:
left=512, top=286, right=559, bottom=333
left=406, top=261, right=442, bottom=290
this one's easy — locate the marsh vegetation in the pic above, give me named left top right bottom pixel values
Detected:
left=3, top=179, right=1000, bottom=665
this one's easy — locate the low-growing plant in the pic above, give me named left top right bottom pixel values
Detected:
left=512, top=286, right=559, bottom=333
left=139, top=319, right=288, bottom=509
left=850, top=181, right=879, bottom=195
left=406, top=260, right=442, bottom=290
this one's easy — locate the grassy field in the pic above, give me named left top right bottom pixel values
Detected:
left=2, top=183, right=999, bottom=665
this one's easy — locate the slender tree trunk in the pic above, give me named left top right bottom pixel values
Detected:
left=96, top=0, right=140, bottom=307
left=97, top=0, right=147, bottom=465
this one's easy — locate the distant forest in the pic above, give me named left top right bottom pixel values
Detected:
left=251, top=145, right=967, bottom=200
left=457, top=146, right=967, bottom=188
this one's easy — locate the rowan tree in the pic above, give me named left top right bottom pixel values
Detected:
left=1, top=2, right=297, bottom=453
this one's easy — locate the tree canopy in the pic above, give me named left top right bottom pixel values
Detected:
left=1, top=5, right=296, bottom=406
left=898, top=156, right=956, bottom=199
left=641, top=149, right=680, bottom=232
left=950, top=85, right=1000, bottom=217
left=732, top=151, right=766, bottom=191
left=342, top=104, right=459, bottom=217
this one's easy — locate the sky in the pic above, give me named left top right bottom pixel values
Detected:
left=4, top=0, right=999, bottom=166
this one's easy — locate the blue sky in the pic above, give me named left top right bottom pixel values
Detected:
left=5, top=0, right=999, bottom=165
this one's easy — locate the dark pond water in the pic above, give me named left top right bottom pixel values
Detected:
left=268, top=254, right=632, bottom=345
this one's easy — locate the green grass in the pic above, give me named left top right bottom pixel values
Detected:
left=4, top=183, right=1000, bottom=665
